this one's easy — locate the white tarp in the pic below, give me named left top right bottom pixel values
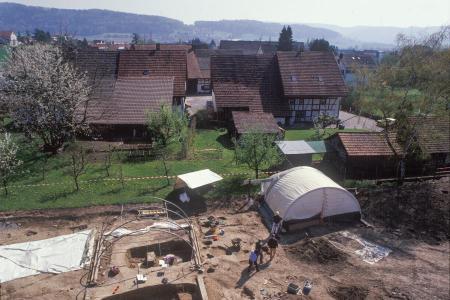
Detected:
left=106, top=222, right=190, bottom=238
left=175, top=169, right=223, bottom=189
left=276, top=141, right=316, bottom=155
left=341, top=231, right=392, bottom=264
left=0, top=230, right=93, bottom=283
left=262, top=166, right=361, bottom=221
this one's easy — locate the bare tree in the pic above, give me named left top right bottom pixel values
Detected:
left=70, top=147, right=87, bottom=191
left=103, top=145, right=114, bottom=177
left=0, top=43, right=91, bottom=154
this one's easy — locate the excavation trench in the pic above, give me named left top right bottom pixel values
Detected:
left=127, top=239, right=193, bottom=266
left=102, top=283, right=201, bottom=300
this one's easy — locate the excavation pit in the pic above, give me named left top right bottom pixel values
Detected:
left=102, top=283, right=201, bottom=300
left=127, top=240, right=193, bottom=266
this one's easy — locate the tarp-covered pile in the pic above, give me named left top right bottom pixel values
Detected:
left=0, top=230, right=93, bottom=283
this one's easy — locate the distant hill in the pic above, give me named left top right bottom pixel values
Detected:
left=2, top=2, right=439, bottom=49
left=309, top=24, right=442, bottom=45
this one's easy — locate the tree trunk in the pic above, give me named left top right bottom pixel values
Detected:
left=74, top=176, right=79, bottom=191
left=255, top=166, right=259, bottom=179
left=161, top=152, right=170, bottom=186
left=2, top=179, right=7, bottom=196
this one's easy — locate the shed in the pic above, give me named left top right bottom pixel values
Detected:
left=276, top=140, right=327, bottom=166
left=262, top=167, right=360, bottom=228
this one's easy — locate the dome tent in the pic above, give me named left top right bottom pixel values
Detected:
left=262, top=167, right=361, bottom=223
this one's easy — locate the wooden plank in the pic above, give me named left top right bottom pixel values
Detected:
left=196, top=275, right=209, bottom=300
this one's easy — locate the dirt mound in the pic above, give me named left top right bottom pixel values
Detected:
left=359, top=178, right=450, bottom=242
left=328, top=285, right=369, bottom=300
left=287, top=237, right=347, bottom=264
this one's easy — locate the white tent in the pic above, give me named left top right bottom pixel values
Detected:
left=262, top=166, right=360, bottom=221
left=174, top=169, right=223, bottom=189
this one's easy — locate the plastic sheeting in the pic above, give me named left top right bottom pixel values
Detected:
left=341, top=231, right=392, bottom=264
left=175, top=169, right=223, bottom=189
left=106, top=222, right=190, bottom=238
left=262, top=166, right=361, bottom=221
left=0, top=230, right=93, bottom=283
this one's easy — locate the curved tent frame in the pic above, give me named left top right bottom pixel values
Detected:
left=263, top=166, right=361, bottom=221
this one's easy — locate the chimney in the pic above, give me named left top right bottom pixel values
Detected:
left=156, top=43, right=160, bottom=51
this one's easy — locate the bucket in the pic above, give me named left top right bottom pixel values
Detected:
left=303, top=280, right=313, bottom=295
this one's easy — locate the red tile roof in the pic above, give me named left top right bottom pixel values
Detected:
left=75, top=49, right=119, bottom=80
left=0, top=31, right=13, bottom=40
left=329, top=116, right=450, bottom=157
left=330, top=132, right=402, bottom=157
left=211, top=54, right=288, bottom=116
left=277, top=51, right=348, bottom=97
left=187, top=51, right=205, bottom=79
left=232, top=111, right=280, bottom=134
left=131, top=44, right=192, bottom=51
left=410, top=116, right=450, bottom=154
left=87, top=77, right=174, bottom=125
left=117, top=50, right=187, bottom=97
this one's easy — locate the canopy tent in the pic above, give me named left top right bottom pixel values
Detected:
left=262, top=166, right=360, bottom=222
left=174, top=169, right=223, bottom=190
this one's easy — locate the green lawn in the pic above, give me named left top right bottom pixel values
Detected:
left=0, top=127, right=367, bottom=211
left=0, top=129, right=250, bottom=211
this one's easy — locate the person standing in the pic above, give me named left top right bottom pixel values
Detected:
left=271, top=211, right=283, bottom=235
left=267, top=235, right=279, bottom=260
left=255, top=240, right=264, bottom=264
left=248, top=249, right=260, bottom=273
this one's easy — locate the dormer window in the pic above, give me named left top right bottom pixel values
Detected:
left=290, top=75, right=297, bottom=81
left=143, top=70, right=150, bottom=75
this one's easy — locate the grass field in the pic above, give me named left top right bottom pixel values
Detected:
left=0, top=127, right=366, bottom=211
left=0, top=129, right=249, bottom=211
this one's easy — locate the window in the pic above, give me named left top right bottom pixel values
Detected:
left=143, top=69, right=150, bottom=75
left=320, top=99, right=327, bottom=105
left=295, top=110, right=306, bottom=122
left=291, top=75, right=298, bottom=81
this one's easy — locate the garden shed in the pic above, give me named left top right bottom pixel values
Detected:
left=262, top=166, right=361, bottom=228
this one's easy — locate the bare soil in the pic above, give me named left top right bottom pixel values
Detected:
left=286, top=237, right=348, bottom=264
left=0, top=178, right=449, bottom=299
left=328, top=285, right=369, bottom=300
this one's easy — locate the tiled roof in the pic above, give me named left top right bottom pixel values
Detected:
left=131, top=44, right=192, bottom=51
left=187, top=51, right=204, bottom=79
left=277, top=51, right=348, bottom=97
left=117, top=50, right=187, bottom=97
left=219, top=40, right=304, bottom=55
left=87, top=77, right=174, bottom=125
left=410, top=116, right=450, bottom=154
left=211, top=54, right=288, bottom=116
left=193, top=49, right=245, bottom=78
left=330, top=132, right=402, bottom=157
left=0, top=31, right=13, bottom=40
left=232, top=111, right=280, bottom=134
left=75, top=49, right=119, bottom=80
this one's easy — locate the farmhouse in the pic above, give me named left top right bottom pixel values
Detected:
left=277, top=51, right=348, bottom=125
left=211, top=51, right=347, bottom=127
left=324, top=116, right=450, bottom=179
left=75, top=47, right=187, bottom=140
left=211, top=54, right=285, bottom=125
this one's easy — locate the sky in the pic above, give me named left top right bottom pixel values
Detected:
left=2, top=0, right=449, bottom=27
